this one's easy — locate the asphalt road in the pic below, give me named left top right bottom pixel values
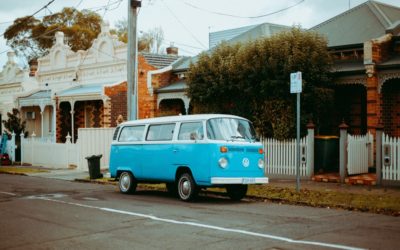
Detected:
left=0, top=174, right=399, bottom=250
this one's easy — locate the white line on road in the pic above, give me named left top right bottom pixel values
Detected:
left=0, top=191, right=17, bottom=196
left=35, top=196, right=365, bottom=250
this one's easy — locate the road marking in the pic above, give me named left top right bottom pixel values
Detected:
left=33, top=196, right=365, bottom=250
left=0, top=191, right=17, bottom=196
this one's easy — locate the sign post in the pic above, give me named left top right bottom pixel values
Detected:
left=290, top=71, right=302, bottom=192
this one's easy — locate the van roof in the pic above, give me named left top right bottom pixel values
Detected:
left=120, top=114, right=248, bottom=126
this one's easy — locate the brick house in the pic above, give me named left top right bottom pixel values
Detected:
left=311, top=0, right=400, bottom=137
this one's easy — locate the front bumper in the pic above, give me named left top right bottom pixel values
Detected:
left=211, top=177, right=269, bottom=185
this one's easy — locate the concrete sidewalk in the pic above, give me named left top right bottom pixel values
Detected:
left=26, top=169, right=91, bottom=181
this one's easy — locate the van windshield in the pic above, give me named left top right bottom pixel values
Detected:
left=206, top=118, right=258, bottom=142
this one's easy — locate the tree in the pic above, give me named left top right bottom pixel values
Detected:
left=111, top=20, right=165, bottom=53
left=2, top=108, right=27, bottom=138
left=187, top=27, right=334, bottom=139
left=3, top=7, right=102, bottom=64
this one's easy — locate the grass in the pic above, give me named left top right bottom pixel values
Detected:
left=0, top=166, right=49, bottom=174
left=246, top=185, right=400, bottom=216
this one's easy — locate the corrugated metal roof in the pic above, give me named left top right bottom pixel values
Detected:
left=156, top=80, right=187, bottom=93
left=20, top=90, right=51, bottom=100
left=56, top=84, right=103, bottom=97
left=230, top=23, right=291, bottom=45
left=209, top=23, right=291, bottom=48
left=332, top=60, right=365, bottom=72
left=311, top=0, right=400, bottom=47
left=209, top=24, right=258, bottom=48
left=172, top=56, right=198, bottom=71
left=141, top=52, right=181, bottom=69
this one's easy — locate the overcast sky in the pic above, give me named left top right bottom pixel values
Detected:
left=1, top=0, right=400, bottom=68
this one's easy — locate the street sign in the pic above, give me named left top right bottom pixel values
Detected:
left=290, top=71, right=302, bottom=93
left=290, top=71, right=302, bottom=192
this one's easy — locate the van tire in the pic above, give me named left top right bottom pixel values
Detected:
left=177, top=173, right=197, bottom=201
left=226, top=185, right=247, bottom=201
left=119, top=171, right=137, bottom=194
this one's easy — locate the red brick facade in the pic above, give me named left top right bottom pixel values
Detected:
left=333, top=34, right=400, bottom=137
left=104, top=81, right=128, bottom=127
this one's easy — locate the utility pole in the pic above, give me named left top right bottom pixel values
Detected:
left=127, top=0, right=141, bottom=120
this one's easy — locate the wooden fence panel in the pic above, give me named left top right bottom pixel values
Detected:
left=263, top=137, right=309, bottom=177
left=382, top=133, right=400, bottom=181
left=347, top=132, right=373, bottom=175
left=77, top=128, right=115, bottom=171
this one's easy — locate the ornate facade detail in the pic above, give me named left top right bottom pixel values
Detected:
left=157, top=92, right=190, bottom=114
left=378, top=71, right=400, bottom=93
left=335, top=76, right=367, bottom=87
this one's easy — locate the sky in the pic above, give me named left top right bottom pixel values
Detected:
left=1, top=0, right=400, bottom=68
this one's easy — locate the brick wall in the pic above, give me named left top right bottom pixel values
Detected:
left=104, top=81, right=127, bottom=127
left=382, top=79, right=400, bottom=137
left=56, top=101, right=71, bottom=143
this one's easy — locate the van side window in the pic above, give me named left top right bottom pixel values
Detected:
left=118, top=125, right=145, bottom=142
left=146, top=124, right=175, bottom=141
left=178, top=122, right=204, bottom=140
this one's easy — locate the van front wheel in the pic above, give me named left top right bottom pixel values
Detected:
left=119, top=171, right=137, bottom=194
left=226, top=185, right=248, bottom=201
left=177, top=173, right=197, bottom=201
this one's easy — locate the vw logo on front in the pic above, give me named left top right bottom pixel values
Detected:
left=242, top=158, right=250, bottom=167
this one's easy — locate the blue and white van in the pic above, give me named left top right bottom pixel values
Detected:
left=109, top=114, right=268, bottom=201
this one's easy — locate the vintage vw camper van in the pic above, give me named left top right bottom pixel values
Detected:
left=109, top=114, right=268, bottom=201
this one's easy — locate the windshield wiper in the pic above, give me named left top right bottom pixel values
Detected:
left=231, top=136, right=245, bottom=140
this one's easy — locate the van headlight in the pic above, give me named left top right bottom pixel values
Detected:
left=218, top=157, right=228, bottom=168
left=258, top=158, right=264, bottom=169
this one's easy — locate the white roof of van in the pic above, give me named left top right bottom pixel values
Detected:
left=120, top=114, right=248, bottom=126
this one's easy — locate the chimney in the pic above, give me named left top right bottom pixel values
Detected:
left=28, top=59, right=38, bottom=77
left=166, top=43, right=178, bottom=55
left=7, top=51, right=16, bottom=63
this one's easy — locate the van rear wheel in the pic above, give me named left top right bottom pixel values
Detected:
left=226, top=185, right=248, bottom=201
left=177, top=173, right=197, bottom=201
left=119, top=171, right=137, bottom=194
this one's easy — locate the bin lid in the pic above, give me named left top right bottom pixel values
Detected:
left=315, top=135, right=339, bottom=139
left=85, top=154, right=103, bottom=160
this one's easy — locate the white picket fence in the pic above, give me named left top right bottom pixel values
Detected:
left=382, top=133, right=400, bottom=181
left=21, top=136, right=78, bottom=168
left=21, top=128, right=115, bottom=170
left=347, top=132, right=374, bottom=175
left=263, top=136, right=310, bottom=177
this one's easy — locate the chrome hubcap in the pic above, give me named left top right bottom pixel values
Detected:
left=181, top=180, right=190, bottom=196
left=120, top=174, right=130, bottom=191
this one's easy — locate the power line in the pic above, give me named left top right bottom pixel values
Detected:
left=30, top=0, right=56, bottom=17
left=163, top=39, right=203, bottom=50
left=184, top=0, right=305, bottom=19
left=161, top=0, right=207, bottom=49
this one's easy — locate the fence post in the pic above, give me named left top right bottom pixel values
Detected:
left=375, top=124, right=383, bottom=186
left=66, top=133, right=71, bottom=168
left=20, top=132, right=24, bottom=166
left=31, top=132, right=36, bottom=165
left=306, top=121, right=315, bottom=177
left=339, top=122, right=349, bottom=183
left=10, top=131, right=16, bottom=163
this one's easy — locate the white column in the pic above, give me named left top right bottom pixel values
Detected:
left=39, top=103, right=45, bottom=139
left=69, top=100, right=76, bottom=143
left=20, top=132, right=24, bottom=166
left=53, top=103, right=57, bottom=142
